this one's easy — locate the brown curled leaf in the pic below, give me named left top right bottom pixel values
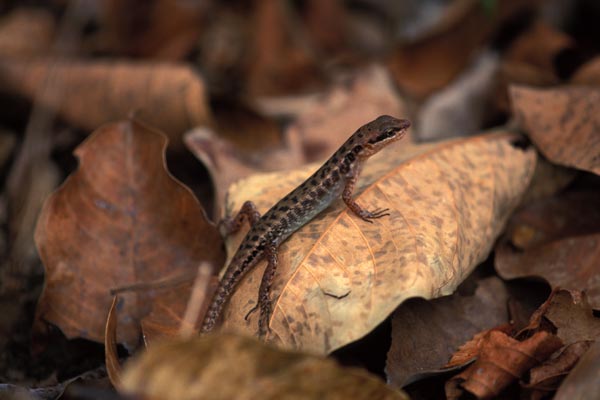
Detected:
left=445, top=330, right=563, bottom=400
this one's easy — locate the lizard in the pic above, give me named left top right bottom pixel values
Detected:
left=200, top=115, right=411, bottom=337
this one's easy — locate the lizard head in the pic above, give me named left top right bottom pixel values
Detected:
left=357, top=115, right=410, bottom=156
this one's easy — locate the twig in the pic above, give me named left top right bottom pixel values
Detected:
left=179, top=263, right=212, bottom=338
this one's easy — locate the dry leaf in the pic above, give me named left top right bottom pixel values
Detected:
left=0, top=368, right=107, bottom=400
left=246, top=0, right=324, bottom=95
left=519, top=158, right=575, bottom=204
left=542, top=290, right=600, bottom=345
left=495, top=192, right=600, bottom=308
left=386, top=276, right=510, bottom=387
left=0, top=59, right=212, bottom=149
left=139, top=281, right=195, bottom=343
left=286, top=66, right=408, bottom=162
left=570, top=56, right=600, bottom=85
left=100, top=0, right=208, bottom=59
left=510, top=85, right=600, bottom=175
left=416, top=51, right=499, bottom=141
left=554, top=340, right=600, bottom=400
left=492, top=61, right=559, bottom=113
left=503, top=20, right=574, bottom=79
left=492, top=18, right=575, bottom=115
left=304, top=0, right=347, bottom=53
left=34, top=118, right=224, bottom=347
left=526, top=341, right=592, bottom=393
left=445, top=324, right=514, bottom=368
left=221, top=131, right=536, bottom=353
left=140, top=274, right=218, bottom=345
left=387, top=0, right=542, bottom=98
left=0, top=8, right=55, bottom=58
left=445, top=330, right=563, bottom=399
left=121, top=333, right=408, bottom=400
left=211, top=99, right=284, bottom=153
left=185, top=124, right=304, bottom=220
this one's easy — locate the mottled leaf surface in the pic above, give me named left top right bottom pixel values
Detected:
left=221, top=131, right=536, bottom=353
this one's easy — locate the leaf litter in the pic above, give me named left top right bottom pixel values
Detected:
left=1, top=1, right=600, bottom=399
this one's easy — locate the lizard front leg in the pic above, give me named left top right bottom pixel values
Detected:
left=342, top=174, right=390, bottom=222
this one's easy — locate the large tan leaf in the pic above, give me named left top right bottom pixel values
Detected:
left=121, top=333, right=408, bottom=400
left=34, top=118, right=224, bottom=348
left=220, top=131, right=536, bottom=353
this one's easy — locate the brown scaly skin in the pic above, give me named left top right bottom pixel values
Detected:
left=201, top=115, right=411, bottom=336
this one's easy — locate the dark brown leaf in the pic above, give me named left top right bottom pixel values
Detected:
left=504, top=20, right=573, bottom=79
left=554, top=340, right=600, bottom=400
left=570, top=56, right=600, bottom=86
left=542, top=290, right=600, bottom=345
left=495, top=192, right=600, bottom=308
left=526, top=341, right=592, bottom=392
left=386, top=276, right=510, bottom=387
left=100, top=0, right=208, bottom=59
left=387, top=0, right=543, bottom=98
left=246, top=0, right=324, bottom=95
left=34, top=118, right=224, bottom=347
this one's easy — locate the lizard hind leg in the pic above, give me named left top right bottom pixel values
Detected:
left=220, top=200, right=261, bottom=235
left=249, top=244, right=278, bottom=338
